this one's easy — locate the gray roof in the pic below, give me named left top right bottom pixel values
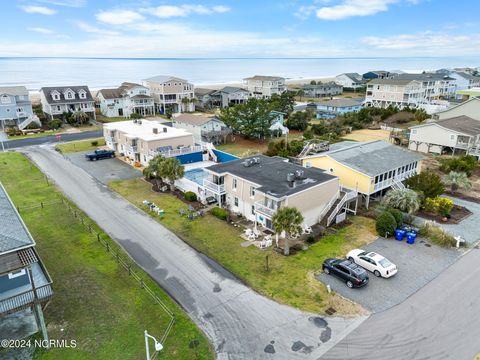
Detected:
left=454, top=72, right=480, bottom=81
left=315, top=98, right=363, bottom=108
left=99, top=82, right=151, bottom=100
left=321, top=140, right=423, bottom=177
left=206, top=155, right=336, bottom=198
left=40, top=86, right=93, bottom=104
left=435, top=116, right=480, bottom=136
left=243, top=75, right=284, bottom=81
left=369, top=78, right=418, bottom=86
left=0, top=183, right=35, bottom=254
left=173, top=114, right=220, bottom=126
left=195, top=88, right=216, bottom=96
left=143, top=75, right=188, bottom=83
left=0, top=86, right=29, bottom=96
left=339, top=73, right=363, bottom=82
left=393, top=73, right=455, bottom=82
left=217, top=86, right=249, bottom=94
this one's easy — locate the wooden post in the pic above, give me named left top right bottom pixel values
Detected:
left=265, top=255, right=269, bottom=272
left=128, top=264, right=131, bottom=275
left=28, top=267, right=49, bottom=345
left=41, top=202, right=44, bottom=209
left=97, top=233, right=100, bottom=241
left=106, top=243, right=110, bottom=252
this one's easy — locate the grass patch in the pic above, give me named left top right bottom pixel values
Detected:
left=8, top=125, right=100, bottom=140
left=95, top=114, right=130, bottom=123
left=110, top=178, right=376, bottom=315
left=0, top=153, right=213, bottom=360
left=55, top=138, right=105, bottom=153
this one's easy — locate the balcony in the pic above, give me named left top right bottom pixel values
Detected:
left=0, top=283, right=53, bottom=316
left=203, top=179, right=225, bottom=194
left=105, top=136, right=117, bottom=144
left=373, top=169, right=417, bottom=192
left=125, top=144, right=138, bottom=153
left=254, top=201, right=276, bottom=218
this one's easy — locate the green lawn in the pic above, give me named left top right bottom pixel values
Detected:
left=55, top=138, right=106, bottom=153
left=0, top=153, right=213, bottom=360
left=95, top=114, right=130, bottom=123
left=110, top=178, right=376, bottom=315
left=7, top=125, right=100, bottom=140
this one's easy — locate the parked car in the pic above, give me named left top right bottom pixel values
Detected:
left=322, top=258, right=369, bottom=288
left=85, top=149, right=115, bottom=161
left=346, top=249, right=397, bottom=278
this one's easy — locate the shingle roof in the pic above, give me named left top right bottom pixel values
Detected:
left=143, top=75, right=188, bottom=83
left=316, top=98, right=363, bottom=107
left=195, top=88, right=216, bottom=96
left=40, top=86, right=93, bottom=104
left=206, top=154, right=336, bottom=198
left=454, top=72, right=480, bottom=81
left=368, top=78, right=417, bottom=85
left=217, top=86, right=249, bottom=94
left=98, top=83, right=151, bottom=100
left=243, top=75, right=284, bottom=81
left=339, top=73, right=362, bottom=82
left=0, top=183, right=35, bottom=254
left=173, top=114, right=219, bottom=126
left=0, top=86, right=29, bottom=96
left=98, top=88, right=123, bottom=99
left=434, top=116, right=480, bottom=136
left=393, top=73, right=455, bottom=81
left=317, top=140, right=423, bottom=177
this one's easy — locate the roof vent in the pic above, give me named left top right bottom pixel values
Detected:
left=153, top=128, right=158, bottom=134
left=287, top=173, right=296, bottom=187
left=295, top=170, right=305, bottom=179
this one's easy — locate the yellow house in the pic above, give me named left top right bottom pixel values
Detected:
left=300, top=140, right=423, bottom=207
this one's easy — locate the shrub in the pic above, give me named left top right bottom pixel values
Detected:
left=423, top=197, right=454, bottom=216
left=382, top=188, right=420, bottom=214
left=306, top=235, right=316, bottom=244
left=418, top=222, right=456, bottom=247
left=184, top=191, right=197, bottom=202
left=405, top=171, right=445, bottom=200
left=376, top=211, right=397, bottom=237
left=211, top=207, right=228, bottom=220
left=130, top=113, right=142, bottom=119
left=440, top=155, right=477, bottom=176
left=91, top=140, right=99, bottom=146
left=48, top=119, right=63, bottom=130
left=387, top=208, right=403, bottom=226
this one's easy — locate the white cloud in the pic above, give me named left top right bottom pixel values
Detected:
left=362, top=31, right=480, bottom=54
left=74, top=21, right=121, bottom=36
left=147, top=4, right=230, bottom=18
left=38, top=0, right=85, bottom=7
left=96, top=9, right=144, bottom=25
left=20, top=5, right=57, bottom=15
left=316, top=0, right=398, bottom=20
left=28, top=27, right=54, bottom=34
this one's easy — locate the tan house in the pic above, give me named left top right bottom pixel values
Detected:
left=433, top=97, right=480, bottom=121
left=204, top=155, right=356, bottom=229
left=243, top=75, right=286, bottom=99
left=103, top=120, right=195, bottom=166
left=366, top=78, right=424, bottom=108
left=172, top=114, right=230, bottom=144
left=409, top=116, right=480, bottom=158
left=142, top=75, right=195, bottom=114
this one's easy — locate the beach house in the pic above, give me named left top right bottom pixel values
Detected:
left=310, top=98, right=363, bottom=119
left=97, top=82, right=155, bottom=118
left=450, top=72, right=480, bottom=94
left=204, top=155, right=355, bottom=229
left=172, top=114, right=230, bottom=144
left=143, top=75, right=195, bottom=114
left=362, top=71, right=390, bottom=80
left=0, top=183, right=53, bottom=342
left=335, top=73, right=364, bottom=91
left=0, top=86, right=38, bottom=131
left=408, top=116, right=480, bottom=158
left=243, top=76, right=286, bottom=99
left=210, top=86, right=251, bottom=108
left=194, top=88, right=216, bottom=110
left=104, top=119, right=196, bottom=166
left=302, top=82, right=343, bottom=98
left=300, top=141, right=423, bottom=207
left=40, top=86, right=95, bottom=120
left=432, top=97, right=480, bottom=121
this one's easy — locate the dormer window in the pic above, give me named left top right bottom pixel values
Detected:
left=78, top=90, right=87, bottom=99
left=51, top=90, right=60, bottom=101
left=65, top=90, right=75, bottom=100
left=1, top=95, right=10, bottom=104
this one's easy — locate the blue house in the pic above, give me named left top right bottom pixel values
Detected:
left=0, top=86, right=37, bottom=131
left=311, top=98, right=364, bottom=119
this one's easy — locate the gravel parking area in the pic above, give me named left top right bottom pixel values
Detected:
left=317, top=237, right=462, bottom=313
left=65, top=151, right=142, bottom=184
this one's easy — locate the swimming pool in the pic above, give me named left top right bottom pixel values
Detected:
left=184, top=168, right=208, bottom=186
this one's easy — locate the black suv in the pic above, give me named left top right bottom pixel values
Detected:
left=322, top=258, right=369, bottom=288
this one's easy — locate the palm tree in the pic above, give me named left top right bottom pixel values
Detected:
left=71, top=110, right=89, bottom=125
left=414, top=109, right=428, bottom=124
left=143, top=155, right=165, bottom=190
left=271, top=207, right=304, bottom=256
left=382, top=188, right=420, bottom=214
left=296, top=89, right=305, bottom=102
left=181, top=97, right=191, bottom=112
left=443, top=171, right=472, bottom=194
left=158, top=157, right=184, bottom=191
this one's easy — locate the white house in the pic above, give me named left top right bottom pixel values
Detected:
left=143, top=75, right=195, bottom=114
left=409, top=115, right=480, bottom=157
left=210, top=86, right=251, bottom=108
left=335, top=73, right=364, bottom=90
left=97, top=82, right=155, bottom=118
left=433, top=97, right=480, bottom=121
left=40, top=86, right=95, bottom=120
left=172, top=113, right=230, bottom=144
left=243, top=76, right=285, bottom=99
left=450, top=72, right=480, bottom=99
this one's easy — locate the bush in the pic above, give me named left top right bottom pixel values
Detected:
left=184, top=191, right=197, bottom=202
left=405, top=171, right=445, bottom=200
left=91, top=140, right=99, bottom=146
left=423, top=197, right=454, bottom=216
left=387, top=208, right=403, bottom=226
left=440, top=155, right=477, bottom=176
left=418, top=222, right=456, bottom=247
left=211, top=207, right=228, bottom=220
left=48, top=119, right=63, bottom=130
left=130, top=113, right=142, bottom=119
left=306, top=235, right=316, bottom=244
left=376, top=211, right=397, bottom=237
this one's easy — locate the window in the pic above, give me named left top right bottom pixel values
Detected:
left=8, top=269, right=26, bottom=279
left=232, top=178, right=237, bottom=190
left=250, top=186, right=255, bottom=198
left=66, top=92, right=73, bottom=99
left=412, top=129, right=417, bottom=135
left=1, top=95, right=10, bottom=104
left=234, top=197, right=238, bottom=207
left=251, top=205, right=255, bottom=215
left=450, top=135, right=455, bottom=140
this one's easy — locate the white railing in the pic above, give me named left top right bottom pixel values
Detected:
left=105, top=136, right=117, bottom=144
left=373, top=169, right=417, bottom=192
left=318, top=190, right=340, bottom=223
left=203, top=179, right=225, bottom=194
left=467, top=146, right=480, bottom=156
left=18, top=115, right=41, bottom=130
left=149, top=144, right=206, bottom=158
left=456, top=141, right=471, bottom=149
left=254, top=201, right=276, bottom=218
left=391, top=178, right=406, bottom=190
left=125, top=144, right=138, bottom=153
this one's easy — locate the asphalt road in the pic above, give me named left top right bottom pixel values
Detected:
left=1, top=130, right=103, bottom=150
left=323, top=246, right=480, bottom=360
left=26, top=146, right=364, bottom=360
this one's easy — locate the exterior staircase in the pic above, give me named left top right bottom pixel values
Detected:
left=391, top=178, right=406, bottom=190
left=205, top=142, right=218, bottom=162
left=18, top=115, right=41, bottom=131
left=319, top=187, right=358, bottom=227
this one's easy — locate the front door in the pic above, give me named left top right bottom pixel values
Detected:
left=265, top=218, right=273, bottom=230
left=118, top=108, right=123, bottom=116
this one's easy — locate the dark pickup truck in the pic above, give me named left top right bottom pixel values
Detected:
left=85, top=149, right=115, bottom=161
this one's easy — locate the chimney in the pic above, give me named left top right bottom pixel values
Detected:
left=153, top=128, right=158, bottom=134
left=287, top=173, right=295, bottom=187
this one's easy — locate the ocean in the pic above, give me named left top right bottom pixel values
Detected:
left=0, top=56, right=478, bottom=90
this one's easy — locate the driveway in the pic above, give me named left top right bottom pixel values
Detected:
left=25, top=146, right=365, bottom=360
left=317, top=237, right=462, bottom=313
left=64, top=151, right=142, bottom=184
left=438, top=196, right=480, bottom=245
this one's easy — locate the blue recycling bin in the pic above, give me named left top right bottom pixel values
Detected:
left=406, top=231, right=417, bottom=244
left=395, top=229, right=406, bottom=241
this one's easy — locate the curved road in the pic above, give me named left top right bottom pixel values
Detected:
left=26, top=146, right=364, bottom=360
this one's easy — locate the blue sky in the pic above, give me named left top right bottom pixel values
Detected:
left=1, top=0, right=479, bottom=57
